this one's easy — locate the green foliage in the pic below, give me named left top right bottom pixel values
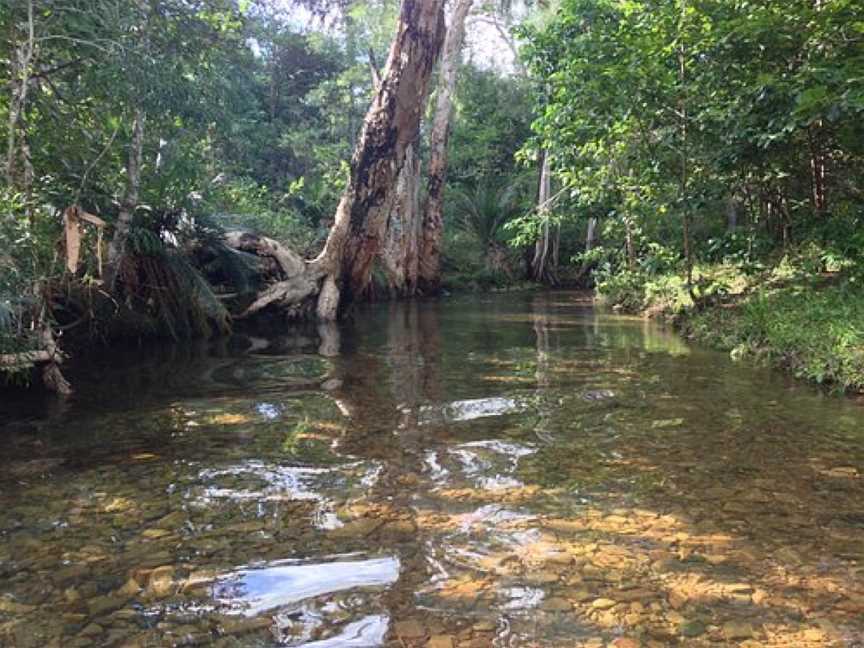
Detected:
left=687, top=280, right=864, bottom=393
left=0, top=191, right=63, bottom=363
left=451, top=177, right=530, bottom=248
left=595, top=269, right=648, bottom=312
left=449, top=66, right=533, bottom=182
left=203, top=176, right=317, bottom=251
left=517, top=0, right=864, bottom=296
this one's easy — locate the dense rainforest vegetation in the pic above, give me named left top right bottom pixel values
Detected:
left=1, top=0, right=863, bottom=393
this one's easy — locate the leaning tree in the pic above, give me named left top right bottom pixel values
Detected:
left=239, top=0, right=447, bottom=320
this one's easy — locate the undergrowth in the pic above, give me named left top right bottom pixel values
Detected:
left=596, top=247, right=864, bottom=393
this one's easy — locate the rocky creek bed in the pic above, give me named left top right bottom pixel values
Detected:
left=1, top=293, right=863, bottom=647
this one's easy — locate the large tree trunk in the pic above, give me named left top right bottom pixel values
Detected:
left=104, top=109, right=146, bottom=291
left=418, top=0, right=474, bottom=294
left=380, top=140, right=422, bottom=297
left=241, top=0, right=446, bottom=321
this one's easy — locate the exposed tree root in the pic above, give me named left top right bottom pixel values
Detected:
left=223, top=231, right=305, bottom=278
left=222, top=231, right=323, bottom=318
left=240, top=275, right=319, bottom=317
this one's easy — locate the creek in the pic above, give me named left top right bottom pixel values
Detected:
left=1, top=292, right=863, bottom=647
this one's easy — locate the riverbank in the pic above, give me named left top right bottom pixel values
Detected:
left=599, top=263, right=864, bottom=394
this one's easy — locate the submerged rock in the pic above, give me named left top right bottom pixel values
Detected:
left=541, top=597, right=572, bottom=612
left=427, top=635, right=455, bottom=648
left=86, top=595, right=126, bottom=617
left=680, top=619, right=706, bottom=637
left=591, top=598, right=617, bottom=610
left=723, top=621, right=754, bottom=640
left=145, top=565, right=176, bottom=599
left=395, top=619, right=426, bottom=640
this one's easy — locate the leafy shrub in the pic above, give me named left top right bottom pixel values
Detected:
left=595, top=269, right=647, bottom=312
left=204, top=176, right=317, bottom=252
left=0, top=191, right=61, bottom=360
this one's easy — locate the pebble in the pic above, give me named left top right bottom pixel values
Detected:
left=146, top=565, right=175, bottom=599
left=541, top=597, right=572, bottom=612
left=527, top=570, right=559, bottom=584
left=610, top=639, right=640, bottom=648
left=79, top=623, right=103, bottom=637
left=591, top=598, right=617, bottom=610
left=0, top=598, right=36, bottom=614
left=87, top=595, right=126, bottom=617
left=680, top=620, right=706, bottom=637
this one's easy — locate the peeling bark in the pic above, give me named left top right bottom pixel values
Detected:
left=249, top=0, right=446, bottom=321
left=316, top=0, right=445, bottom=313
left=380, top=141, right=422, bottom=296
left=40, top=325, right=71, bottom=396
left=315, top=277, right=340, bottom=326
left=418, top=0, right=474, bottom=294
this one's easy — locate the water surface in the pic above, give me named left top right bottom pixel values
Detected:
left=1, top=292, right=863, bottom=647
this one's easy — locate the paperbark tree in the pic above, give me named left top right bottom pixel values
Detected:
left=369, top=48, right=422, bottom=299
left=418, top=0, right=474, bottom=294
left=530, top=150, right=559, bottom=283
left=239, top=0, right=446, bottom=320
left=380, top=140, right=422, bottom=296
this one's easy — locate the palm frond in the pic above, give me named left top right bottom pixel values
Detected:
left=118, top=221, right=232, bottom=340
left=451, top=175, right=532, bottom=246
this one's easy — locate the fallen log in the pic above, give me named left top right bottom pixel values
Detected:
left=0, top=327, right=71, bottom=395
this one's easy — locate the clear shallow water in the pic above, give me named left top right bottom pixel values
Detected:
left=1, top=291, right=863, bottom=647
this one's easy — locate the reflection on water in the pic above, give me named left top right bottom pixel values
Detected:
left=1, top=292, right=864, bottom=647
left=425, top=440, right=535, bottom=491
left=214, top=555, right=400, bottom=614
left=298, top=614, right=390, bottom=647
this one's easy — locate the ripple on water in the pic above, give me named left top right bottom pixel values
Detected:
left=415, top=396, right=526, bottom=424
left=424, top=439, right=535, bottom=491
left=190, top=459, right=383, bottom=530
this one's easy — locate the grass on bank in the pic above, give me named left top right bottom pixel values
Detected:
left=598, top=256, right=864, bottom=393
